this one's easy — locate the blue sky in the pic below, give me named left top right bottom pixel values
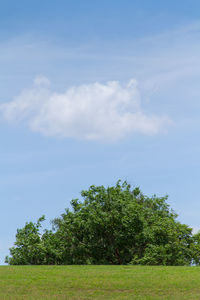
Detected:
left=1, top=0, right=200, bottom=263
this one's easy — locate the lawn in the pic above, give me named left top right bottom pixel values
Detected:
left=0, top=265, right=200, bottom=299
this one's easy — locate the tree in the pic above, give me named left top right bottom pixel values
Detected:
left=5, top=216, right=62, bottom=265
left=5, top=181, right=196, bottom=265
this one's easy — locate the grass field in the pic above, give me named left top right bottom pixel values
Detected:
left=0, top=265, right=200, bottom=299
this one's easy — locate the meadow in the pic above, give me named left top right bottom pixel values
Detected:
left=0, top=265, right=200, bottom=299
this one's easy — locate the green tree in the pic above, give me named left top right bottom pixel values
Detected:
left=51, top=181, right=194, bottom=265
left=5, top=180, right=196, bottom=265
left=5, top=216, right=46, bottom=265
left=5, top=216, right=62, bottom=265
left=190, top=231, right=200, bottom=265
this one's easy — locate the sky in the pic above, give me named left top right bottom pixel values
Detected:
left=1, top=0, right=200, bottom=263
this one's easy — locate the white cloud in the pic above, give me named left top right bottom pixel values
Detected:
left=0, top=77, right=170, bottom=141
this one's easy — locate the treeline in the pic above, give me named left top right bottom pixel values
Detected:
left=5, top=181, right=200, bottom=265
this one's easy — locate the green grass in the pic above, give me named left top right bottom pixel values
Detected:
left=0, top=265, right=200, bottom=299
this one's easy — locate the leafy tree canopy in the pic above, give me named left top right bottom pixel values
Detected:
left=5, top=181, right=200, bottom=265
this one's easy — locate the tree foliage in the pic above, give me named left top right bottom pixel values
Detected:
left=5, top=181, right=199, bottom=265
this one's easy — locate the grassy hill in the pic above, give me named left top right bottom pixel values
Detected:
left=0, top=265, right=200, bottom=299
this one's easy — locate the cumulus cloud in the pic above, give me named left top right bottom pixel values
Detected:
left=0, top=77, right=170, bottom=141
